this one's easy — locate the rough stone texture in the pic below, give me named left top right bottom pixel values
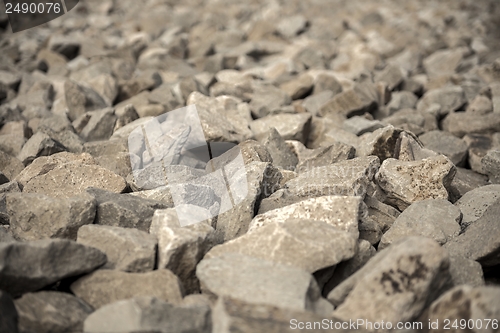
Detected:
left=250, top=113, right=312, bottom=144
left=416, top=85, right=466, bottom=117
left=249, top=195, right=362, bottom=238
left=442, top=112, right=500, bottom=138
left=444, top=198, right=500, bottom=267
left=6, top=192, right=96, bottom=241
left=17, top=131, right=66, bottom=166
left=77, top=224, right=157, bottom=272
left=295, top=142, right=356, bottom=173
left=448, top=255, right=485, bottom=287
left=0, top=239, right=106, bottom=296
left=197, top=253, right=332, bottom=315
left=329, top=237, right=451, bottom=330
left=426, top=285, right=500, bottom=333
left=455, top=185, right=500, bottom=229
left=357, top=125, right=402, bottom=162
left=79, top=107, right=117, bottom=142
left=449, top=167, right=489, bottom=203
left=71, top=269, right=184, bottom=309
left=379, top=199, right=461, bottom=250
left=15, top=291, right=93, bottom=333
left=0, top=290, right=18, bottom=333
left=419, top=130, right=469, bottom=166
left=376, top=155, right=456, bottom=210
left=364, top=196, right=400, bottom=233
left=343, top=116, right=384, bottom=136
left=150, top=209, right=216, bottom=293
left=481, top=149, right=500, bottom=183
left=23, top=163, right=127, bottom=198
left=261, top=127, right=299, bottom=171
left=0, top=150, right=24, bottom=181
left=319, top=83, right=378, bottom=118
left=83, top=297, right=212, bottom=333
left=205, top=219, right=357, bottom=273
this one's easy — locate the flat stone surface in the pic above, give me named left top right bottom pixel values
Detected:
left=449, top=167, right=489, bottom=202
left=77, top=225, right=157, bottom=272
left=0, top=150, right=24, bottom=181
left=481, top=149, right=500, bottom=183
left=261, top=127, right=298, bottom=171
left=6, top=192, right=96, bottom=241
left=448, top=255, right=485, bottom=287
left=379, top=199, right=461, bottom=250
left=71, top=269, right=184, bottom=310
left=416, top=85, right=466, bottom=117
left=357, top=125, right=402, bottom=162
left=17, top=131, right=66, bottom=166
left=250, top=113, right=312, bottom=144
left=343, top=116, right=384, bottom=136
left=419, top=130, right=469, bottom=166
left=442, top=112, right=500, bottom=138
left=375, top=155, right=456, bottom=210
left=455, top=185, right=500, bottom=229
left=319, top=83, right=378, bottom=118
left=0, top=239, right=106, bottom=296
left=295, top=142, right=355, bottom=173
left=15, top=291, right=93, bottom=333
left=329, top=237, right=451, bottom=328
left=206, top=218, right=357, bottom=273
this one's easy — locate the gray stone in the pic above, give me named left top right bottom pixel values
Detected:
left=358, top=214, right=383, bottom=245
left=442, top=112, right=500, bottom=138
left=357, top=125, right=402, bottom=162
left=375, top=155, right=456, bottom=210
left=426, top=285, right=500, bottom=332
left=23, top=163, right=127, bottom=199
left=0, top=150, right=25, bottom=180
left=6, top=192, right=96, bottom=241
left=481, top=150, right=500, bottom=183
left=423, top=48, right=466, bottom=77
left=260, top=156, right=379, bottom=213
left=0, top=239, right=106, bottom=296
left=0, top=226, right=15, bottom=242
left=463, top=134, right=495, bottom=174
left=197, top=253, right=331, bottom=315
left=379, top=199, right=461, bottom=250
left=303, top=90, right=334, bottom=116
left=319, top=83, right=378, bottom=118
left=15, top=291, right=92, bottom=333
left=64, top=80, right=107, bottom=122
left=365, top=196, right=400, bottom=233
left=0, top=290, right=18, bottom=333
left=149, top=209, right=215, bottom=293
left=329, top=237, right=451, bottom=328
left=249, top=82, right=292, bottom=118
left=71, top=269, right=184, bottom=309
left=261, top=128, right=298, bottom=171
left=83, top=296, right=211, bottom=333
left=249, top=195, right=362, bottom=238
left=374, top=64, right=405, bottom=91
left=280, top=74, right=314, bottom=100
left=94, top=152, right=133, bottom=178
left=17, top=131, right=66, bottom=166
left=455, top=185, right=500, bottom=229
left=0, top=70, right=21, bottom=90
left=277, top=15, right=308, bottom=38
left=448, top=255, right=484, bottom=287
left=466, top=94, right=493, bottom=115
left=419, top=130, right=469, bottom=166
left=444, top=198, right=500, bottom=267
left=77, top=225, right=157, bottom=273
left=313, top=73, right=343, bottom=95
left=417, top=85, right=466, bottom=117
left=114, top=104, right=139, bottom=132
left=395, top=131, right=438, bottom=162
left=296, top=142, right=356, bottom=173
left=79, top=108, right=117, bottom=142
left=48, top=35, right=81, bottom=59
left=86, top=187, right=168, bottom=233
left=449, top=167, right=489, bottom=203
left=385, top=92, right=418, bottom=115
left=251, top=113, right=311, bottom=144
left=343, top=116, right=384, bottom=136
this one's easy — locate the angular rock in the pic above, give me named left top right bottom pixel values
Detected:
left=261, top=128, right=298, bottom=171
left=149, top=209, right=215, bottom=293
left=0, top=150, right=24, bottom=181
left=197, top=253, right=331, bottom=314
left=79, top=107, right=117, bottom=142
left=419, top=130, right=469, bottom=166
left=249, top=82, right=291, bottom=118
left=481, top=149, right=500, bottom=184
left=313, top=73, right=343, bottom=96
left=364, top=196, right=400, bottom=233
left=296, top=142, right=356, bottom=173
left=357, top=125, right=402, bottom=162
left=466, top=94, right=493, bottom=115
left=449, top=167, right=489, bottom=202
left=426, top=285, right=500, bottom=332
left=379, top=199, right=461, bottom=250
left=0, top=290, right=18, bottom=333
left=329, top=237, right=451, bottom=328
left=343, top=116, right=384, bottom=136
left=249, top=195, right=362, bottom=238
left=443, top=198, right=500, bottom=267
left=303, top=90, right=334, bottom=116
left=319, top=83, right=378, bottom=118
left=77, top=225, right=157, bottom=272
left=448, top=255, right=484, bottom=287
left=279, top=73, right=313, bottom=100
left=277, top=15, right=308, bottom=38
left=23, top=164, right=127, bottom=199
left=206, top=219, right=357, bottom=273
left=385, top=91, right=418, bottom=115
left=17, top=131, right=66, bottom=166
left=0, top=239, right=106, bottom=296
left=423, top=48, right=466, bottom=77
left=395, top=131, right=438, bottom=162
left=15, top=291, right=93, bottom=333
left=250, top=113, right=311, bottom=144
left=6, top=192, right=96, bottom=241
left=48, top=35, right=81, bottom=59
left=64, top=80, right=107, bottom=122
left=455, top=185, right=500, bottom=229
left=83, top=296, right=211, bottom=333
left=442, top=112, right=500, bottom=138
left=71, top=269, right=184, bottom=309
left=86, top=187, right=168, bottom=232
left=416, top=85, right=466, bottom=117
left=374, top=64, right=405, bottom=91
left=375, top=155, right=456, bottom=210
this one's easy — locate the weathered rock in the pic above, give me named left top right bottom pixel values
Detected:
left=319, top=83, right=378, bottom=118
left=448, top=255, right=485, bottom=287
left=77, top=225, right=157, bottom=272
left=71, top=269, right=184, bottom=309
left=83, top=297, right=211, bottom=333
left=343, top=116, right=384, bottom=136
left=17, top=131, right=66, bottom=166
left=313, top=73, right=343, bottom=96
left=374, top=64, right=405, bottom=91
left=0, top=150, right=24, bottom=181
left=149, top=209, right=215, bottom=293
left=481, top=149, right=500, bottom=183
left=197, top=253, right=331, bottom=315
left=419, top=130, right=469, bottom=166
left=260, top=156, right=379, bottom=212
left=48, top=35, right=81, bottom=59
left=357, top=125, right=402, bottom=162
left=375, top=155, right=456, bottom=210
left=249, top=196, right=362, bottom=238
left=443, top=198, right=500, bottom=267
left=329, top=237, right=451, bottom=329
left=364, top=196, right=400, bottom=232
left=442, top=112, right=500, bottom=138
left=23, top=163, right=127, bottom=198
left=466, top=94, right=493, bottom=115
left=86, top=187, right=168, bottom=232
left=250, top=113, right=311, bottom=143
left=423, top=48, right=467, bottom=77
left=261, top=128, right=298, bottom=171
left=379, top=199, right=461, bottom=250
left=426, top=285, right=500, bottom=333
left=417, top=86, right=466, bottom=117
left=277, top=15, right=308, bottom=38
left=280, top=73, right=314, bottom=100
left=303, top=90, right=334, bottom=116
left=15, top=291, right=93, bottom=333
left=385, top=92, right=418, bottom=115
left=249, top=82, right=292, bottom=118
left=64, top=80, right=107, bottom=122
left=455, top=185, right=500, bottom=229
left=0, top=290, right=18, bottom=333
left=449, top=167, right=489, bottom=202
left=296, top=142, right=356, bottom=173
left=0, top=239, right=106, bottom=296
left=6, top=192, right=96, bottom=241
left=79, top=108, right=117, bottom=142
